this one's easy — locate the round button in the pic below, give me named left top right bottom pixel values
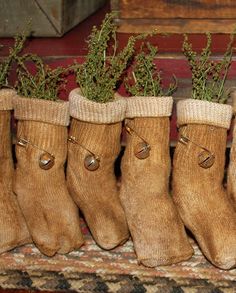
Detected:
left=84, top=154, right=100, bottom=171
left=198, top=150, right=215, bottom=168
left=39, top=153, right=55, bottom=170
left=134, top=142, right=151, bottom=159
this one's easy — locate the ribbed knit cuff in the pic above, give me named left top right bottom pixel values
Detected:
left=177, top=99, right=232, bottom=129
left=126, top=96, right=173, bottom=118
left=231, top=91, right=236, bottom=113
left=13, top=96, right=70, bottom=126
left=0, top=89, right=16, bottom=110
left=69, top=88, right=126, bottom=124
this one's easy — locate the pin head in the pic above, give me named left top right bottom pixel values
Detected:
left=84, top=154, right=100, bottom=171
left=134, top=142, right=151, bottom=159
left=179, top=135, right=189, bottom=145
left=198, top=150, right=215, bottom=169
left=17, top=138, right=28, bottom=147
left=39, top=153, right=55, bottom=170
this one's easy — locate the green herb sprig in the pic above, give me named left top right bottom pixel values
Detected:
left=125, top=42, right=177, bottom=97
left=15, top=54, right=70, bottom=101
left=183, top=32, right=235, bottom=103
left=75, top=12, right=144, bottom=103
left=0, top=33, right=26, bottom=89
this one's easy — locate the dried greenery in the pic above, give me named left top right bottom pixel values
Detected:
left=0, top=33, right=26, bottom=89
left=125, top=42, right=177, bottom=97
left=182, top=32, right=235, bottom=103
left=75, top=12, right=144, bottom=103
left=15, top=54, right=70, bottom=101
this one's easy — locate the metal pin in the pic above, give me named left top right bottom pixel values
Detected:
left=125, top=123, right=151, bottom=160
left=125, top=125, right=132, bottom=135
left=17, top=138, right=28, bottom=147
left=68, top=135, right=100, bottom=171
left=17, top=137, right=55, bottom=170
left=68, top=136, right=77, bottom=144
left=179, top=135, right=189, bottom=145
left=179, top=134, right=215, bottom=169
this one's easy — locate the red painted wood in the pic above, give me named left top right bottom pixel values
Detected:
left=0, top=1, right=235, bottom=58
left=0, top=32, right=234, bottom=57
left=8, top=57, right=236, bottom=93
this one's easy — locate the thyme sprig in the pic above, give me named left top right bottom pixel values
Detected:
left=125, top=42, right=177, bottom=97
left=75, top=12, right=144, bottom=103
left=0, top=33, right=26, bottom=89
left=15, top=54, right=70, bottom=101
left=183, top=32, right=235, bottom=103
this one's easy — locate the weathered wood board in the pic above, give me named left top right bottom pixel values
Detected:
left=0, top=0, right=107, bottom=37
left=111, top=0, right=236, bottom=33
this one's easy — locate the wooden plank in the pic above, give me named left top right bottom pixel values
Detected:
left=0, top=0, right=59, bottom=37
left=1, top=33, right=235, bottom=57
left=110, top=0, right=120, bottom=12
left=61, top=0, right=107, bottom=33
left=117, top=0, right=236, bottom=19
left=114, top=18, right=236, bottom=34
left=0, top=0, right=106, bottom=37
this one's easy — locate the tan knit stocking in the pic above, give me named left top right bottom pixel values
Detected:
left=0, top=89, right=30, bottom=253
left=228, top=94, right=236, bottom=206
left=120, top=96, right=193, bottom=267
left=13, top=96, right=84, bottom=256
left=67, top=89, right=129, bottom=249
left=173, top=99, right=236, bottom=270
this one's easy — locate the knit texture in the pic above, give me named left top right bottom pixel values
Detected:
left=13, top=100, right=84, bottom=256
left=0, top=89, right=15, bottom=110
left=126, top=96, right=173, bottom=118
left=69, top=88, right=126, bottom=124
left=177, top=99, right=232, bottom=129
left=67, top=118, right=129, bottom=249
left=228, top=94, right=236, bottom=206
left=230, top=90, right=236, bottom=111
left=173, top=119, right=236, bottom=269
left=13, top=96, right=70, bottom=126
left=0, top=108, right=30, bottom=253
left=120, top=115, right=193, bottom=267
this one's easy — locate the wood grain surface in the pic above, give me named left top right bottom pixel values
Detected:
left=111, top=0, right=236, bottom=33
left=115, top=0, right=236, bottom=19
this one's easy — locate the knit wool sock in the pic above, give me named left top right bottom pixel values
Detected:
left=120, top=96, right=193, bottom=267
left=13, top=96, right=84, bottom=256
left=173, top=98, right=236, bottom=270
left=67, top=89, right=129, bottom=250
left=228, top=94, right=236, bottom=206
left=0, top=89, right=30, bottom=253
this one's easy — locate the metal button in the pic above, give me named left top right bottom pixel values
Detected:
left=39, top=153, right=55, bottom=170
left=198, top=150, right=215, bottom=168
left=84, top=154, right=100, bottom=171
left=134, top=142, right=151, bottom=159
